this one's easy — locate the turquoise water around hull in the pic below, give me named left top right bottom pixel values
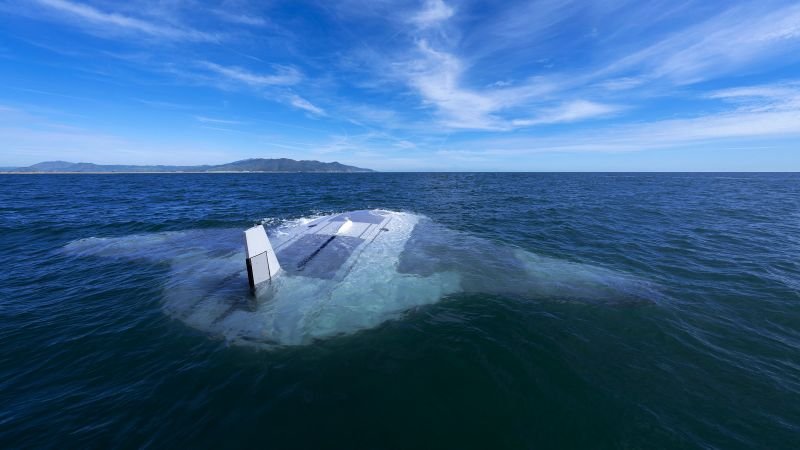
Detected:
left=1, top=173, right=799, bottom=449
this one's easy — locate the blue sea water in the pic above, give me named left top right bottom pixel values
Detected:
left=1, top=173, right=799, bottom=449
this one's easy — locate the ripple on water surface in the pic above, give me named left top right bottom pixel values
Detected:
left=1, top=173, right=799, bottom=449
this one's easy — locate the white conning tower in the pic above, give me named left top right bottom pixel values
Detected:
left=243, top=225, right=281, bottom=291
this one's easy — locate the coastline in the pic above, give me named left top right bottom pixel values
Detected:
left=0, top=171, right=375, bottom=174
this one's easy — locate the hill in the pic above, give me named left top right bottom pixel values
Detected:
left=6, top=158, right=374, bottom=173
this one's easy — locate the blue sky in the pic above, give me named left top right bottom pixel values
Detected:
left=1, top=0, right=799, bottom=171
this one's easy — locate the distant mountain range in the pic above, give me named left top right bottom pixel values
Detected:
left=2, top=158, right=374, bottom=173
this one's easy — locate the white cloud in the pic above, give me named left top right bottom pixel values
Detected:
left=34, top=0, right=219, bottom=42
left=194, top=116, right=246, bottom=125
left=706, top=83, right=800, bottom=110
left=340, top=104, right=401, bottom=128
left=450, top=82, right=800, bottom=155
left=287, top=95, right=326, bottom=116
left=393, top=1, right=617, bottom=131
left=602, top=3, right=800, bottom=84
left=383, top=1, right=800, bottom=134
left=596, top=77, right=646, bottom=91
left=213, top=10, right=268, bottom=27
left=411, top=0, right=454, bottom=28
left=394, top=140, right=417, bottom=149
left=201, top=62, right=301, bottom=86
left=136, top=99, right=195, bottom=110
left=13, top=0, right=800, bottom=169
left=393, top=1, right=800, bottom=133
left=407, top=41, right=503, bottom=129
left=488, top=80, right=512, bottom=88
left=403, top=40, right=577, bottom=130
left=512, top=100, right=621, bottom=127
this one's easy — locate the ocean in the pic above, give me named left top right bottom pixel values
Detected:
left=1, top=173, right=798, bottom=449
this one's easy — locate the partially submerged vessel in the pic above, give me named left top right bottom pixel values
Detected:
left=244, top=210, right=398, bottom=291
left=64, top=209, right=658, bottom=346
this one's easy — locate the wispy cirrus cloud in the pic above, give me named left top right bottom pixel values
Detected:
left=200, top=62, right=302, bottom=87
left=705, top=82, right=800, bottom=111
left=511, top=101, right=621, bottom=127
left=32, top=0, right=220, bottom=42
left=381, top=0, right=800, bottom=134
left=187, top=62, right=323, bottom=117
left=398, top=6, right=608, bottom=131
left=286, top=94, right=326, bottom=116
left=404, top=49, right=601, bottom=131
left=212, top=9, right=268, bottom=27
left=445, top=81, right=800, bottom=158
left=600, top=3, right=800, bottom=84
left=406, top=40, right=503, bottom=130
left=136, top=99, right=197, bottom=110
left=6, top=0, right=800, bottom=170
left=194, top=116, right=246, bottom=125
left=411, top=0, right=454, bottom=28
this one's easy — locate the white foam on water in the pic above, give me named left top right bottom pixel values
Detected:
left=267, top=212, right=328, bottom=238
left=62, top=210, right=657, bottom=347
left=62, top=212, right=461, bottom=346
left=510, top=249, right=657, bottom=303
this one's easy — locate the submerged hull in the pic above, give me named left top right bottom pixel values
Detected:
left=63, top=209, right=658, bottom=347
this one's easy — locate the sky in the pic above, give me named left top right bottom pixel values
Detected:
left=1, top=0, right=799, bottom=171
